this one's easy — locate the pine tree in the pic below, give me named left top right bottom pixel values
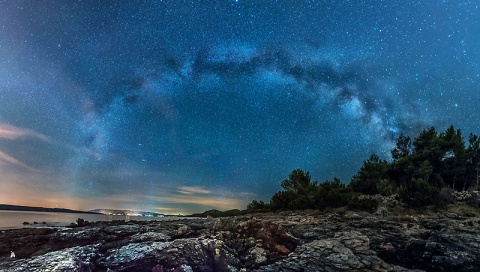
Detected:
left=349, top=154, right=388, bottom=195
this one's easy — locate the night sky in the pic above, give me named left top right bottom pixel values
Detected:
left=1, top=0, right=479, bottom=214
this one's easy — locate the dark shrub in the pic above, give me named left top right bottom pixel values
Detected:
left=348, top=196, right=379, bottom=213
left=436, top=188, right=455, bottom=208
left=400, top=178, right=440, bottom=208
left=466, top=194, right=479, bottom=208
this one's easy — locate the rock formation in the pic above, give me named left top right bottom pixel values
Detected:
left=0, top=209, right=479, bottom=271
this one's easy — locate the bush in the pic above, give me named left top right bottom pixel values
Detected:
left=247, top=200, right=269, bottom=211
left=349, top=154, right=388, bottom=195
left=318, top=189, right=351, bottom=208
left=270, top=191, right=297, bottom=210
left=436, top=188, right=455, bottom=208
left=400, top=178, right=440, bottom=208
left=377, top=179, right=398, bottom=196
left=348, top=196, right=379, bottom=213
left=466, top=194, right=480, bottom=208
left=288, top=196, right=314, bottom=210
left=313, top=179, right=352, bottom=209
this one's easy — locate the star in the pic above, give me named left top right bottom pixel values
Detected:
left=0, top=0, right=478, bottom=214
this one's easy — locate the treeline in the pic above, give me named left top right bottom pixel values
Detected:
left=248, top=125, right=480, bottom=212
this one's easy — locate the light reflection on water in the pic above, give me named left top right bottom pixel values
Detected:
left=0, top=210, right=178, bottom=229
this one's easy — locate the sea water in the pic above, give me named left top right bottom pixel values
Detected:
left=0, top=210, right=174, bottom=229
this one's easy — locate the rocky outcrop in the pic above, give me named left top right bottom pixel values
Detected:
left=1, top=211, right=479, bottom=271
left=256, top=231, right=415, bottom=272
left=1, top=244, right=100, bottom=272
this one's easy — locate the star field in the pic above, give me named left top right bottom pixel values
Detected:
left=0, top=0, right=479, bottom=214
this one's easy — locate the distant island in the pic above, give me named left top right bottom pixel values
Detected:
left=0, top=204, right=98, bottom=214
left=0, top=204, right=178, bottom=217
left=88, top=209, right=169, bottom=217
left=187, top=209, right=246, bottom=218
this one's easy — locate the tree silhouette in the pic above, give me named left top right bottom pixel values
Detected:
left=260, top=125, right=480, bottom=212
left=391, top=134, right=411, bottom=162
left=281, top=169, right=314, bottom=195
left=349, top=154, right=388, bottom=195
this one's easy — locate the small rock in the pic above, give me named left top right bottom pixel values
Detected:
left=249, top=247, right=267, bottom=264
left=274, top=244, right=289, bottom=254
left=176, top=224, right=192, bottom=237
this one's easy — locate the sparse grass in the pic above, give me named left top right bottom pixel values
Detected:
left=446, top=202, right=480, bottom=217
left=389, top=205, right=411, bottom=217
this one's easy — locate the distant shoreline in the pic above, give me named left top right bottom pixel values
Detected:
left=0, top=204, right=99, bottom=214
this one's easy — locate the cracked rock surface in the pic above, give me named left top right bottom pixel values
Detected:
left=1, top=211, right=479, bottom=271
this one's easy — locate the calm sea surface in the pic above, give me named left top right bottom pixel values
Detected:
left=0, top=210, right=177, bottom=229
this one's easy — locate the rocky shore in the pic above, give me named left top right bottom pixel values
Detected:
left=0, top=207, right=479, bottom=272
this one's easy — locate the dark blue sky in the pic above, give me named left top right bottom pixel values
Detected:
left=0, top=0, right=479, bottom=213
